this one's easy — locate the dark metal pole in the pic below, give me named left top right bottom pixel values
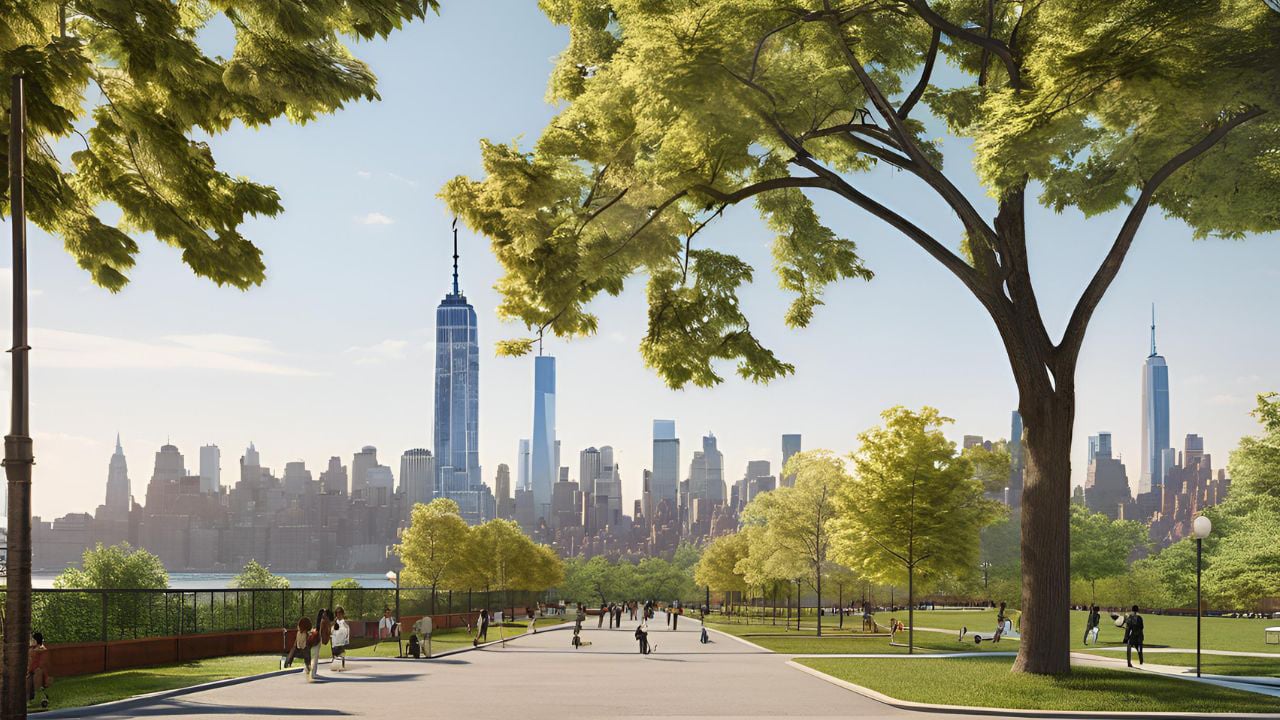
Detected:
left=2, top=73, right=33, bottom=720
left=395, top=575, right=402, bottom=658
left=1196, top=537, right=1203, bottom=678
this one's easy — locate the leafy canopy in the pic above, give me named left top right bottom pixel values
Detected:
left=1, top=0, right=438, bottom=290
left=54, top=542, right=168, bottom=589
left=443, top=0, right=1279, bottom=387
left=396, top=497, right=471, bottom=591
left=1068, top=505, right=1148, bottom=599
left=231, top=558, right=290, bottom=589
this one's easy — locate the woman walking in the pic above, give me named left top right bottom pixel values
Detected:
left=311, top=609, right=332, bottom=677
left=331, top=607, right=350, bottom=671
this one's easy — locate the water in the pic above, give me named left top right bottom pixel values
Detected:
left=32, top=571, right=394, bottom=590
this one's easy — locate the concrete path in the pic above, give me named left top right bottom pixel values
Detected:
left=68, top=615, right=1010, bottom=720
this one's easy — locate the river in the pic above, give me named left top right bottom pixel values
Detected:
left=31, top=572, right=395, bottom=589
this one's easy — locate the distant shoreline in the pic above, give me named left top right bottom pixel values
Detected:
left=32, top=571, right=394, bottom=590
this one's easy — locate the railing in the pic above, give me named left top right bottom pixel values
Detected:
left=0, top=587, right=547, bottom=645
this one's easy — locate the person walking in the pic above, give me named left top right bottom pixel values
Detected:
left=672, top=603, right=680, bottom=631
left=993, top=602, right=1008, bottom=643
left=330, top=606, right=350, bottom=671
left=666, top=604, right=672, bottom=628
left=635, top=624, right=650, bottom=654
left=378, top=607, right=397, bottom=644
left=599, top=602, right=607, bottom=628
left=27, top=632, right=50, bottom=706
left=1124, top=605, right=1145, bottom=667
left=477, top=608, right=490, bottom=643
left=283, top=617, right=317, bottom=680
left=614, top=603, right=623, bottom=628
left=1083, top=605, right=1101, bottom=645
left=311, top=609, right=331, bottom=677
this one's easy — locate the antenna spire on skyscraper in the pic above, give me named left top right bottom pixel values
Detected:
left=1150, top=303, right=1157, bottom=357
left=451, top=217, right=460, bottom=295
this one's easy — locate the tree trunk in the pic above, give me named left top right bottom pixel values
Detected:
left=907, top=565, right=914, bottom=654
left=816, top=568, right=823, bottom=637
left=1011, top=393, right=1074, bottom=675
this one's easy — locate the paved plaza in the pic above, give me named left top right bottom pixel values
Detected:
left=58, top=615, right=1015, bottom=720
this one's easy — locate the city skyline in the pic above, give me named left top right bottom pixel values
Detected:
left=3, top=0, right=1277, bottom=524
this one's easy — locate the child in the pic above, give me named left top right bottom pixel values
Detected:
left=330, top=606, right=350, bottom=671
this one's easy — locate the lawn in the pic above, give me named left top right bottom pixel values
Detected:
left=1075, top=651, right=1280, bottom=678
left=345, top=619, right=558, bottom=657
left=707, top=619, right=1017, bottom=654
left=797, top=655, right=1280, bottom=713
left=899, top=609, right=1280, bottom=654
left=31, top=655, right=280, bottom=713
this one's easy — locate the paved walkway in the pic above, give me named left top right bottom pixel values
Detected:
left=70, top=615, right=1008, bottom=720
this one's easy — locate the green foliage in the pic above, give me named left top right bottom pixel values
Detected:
left=694, top=531, right=750, bottom=594
left=962, top=441, right=1011, bottom=497
left=1068, top=506, right=1149, bottom=602
left=442, top=0, right=1279, bottom=385
left=833, top=407, right=1004, bottom=592
left=396, top=497, right=471, bottom=592
left=0, top=0, right=438, bottom=289
left=230, top=559, right=289, bottom=589
left=456, top=519, right=563, bottom=595
left=54, top=542, right=169, bottom=590
left=1227, top=393, right=1280, bottom=503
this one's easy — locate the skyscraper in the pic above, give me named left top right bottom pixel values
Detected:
left=1140, top=306, right=1171, bottom=494
left=400, top=448, right=436, bottom=508
left=199, top=444, right=220, bottom=494
left=351, top=445, right=377, bottom=501
left=319, top=456, right=348, bottom=496
left=517, top=439, right=531, bottom=493
left=690, top=434, right=725, bottom=505
left=781, top=434, right=801, bottom=487
left=651, top=420, right=680, bottom=505
left=494, top=463, right=513, bottom=519
left=1007, top=411, right=1024, bottom=507
left=282, top=461, right=312, bottom=498
left=1087, top=432, right=1112, bottom=467
left=433, top=223, right=481, bottom=504
left=530, top=355, right=557, bottom=523
left=104, top=434, right=130, bottom=516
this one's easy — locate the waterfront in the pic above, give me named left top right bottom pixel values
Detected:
left=32, top=571, right=394, bottom=590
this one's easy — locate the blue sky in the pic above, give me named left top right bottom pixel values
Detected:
left=4, top=1, right=1278, bottom=521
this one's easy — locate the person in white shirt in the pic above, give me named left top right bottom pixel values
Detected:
left=330, top=607, right=351, bottom=671
left=378, top=607, right=397, bottom=640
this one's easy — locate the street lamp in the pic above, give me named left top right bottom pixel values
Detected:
left=1192, top=515, right=1213, bottom=678
left=386, top=570, right=403, bottom=658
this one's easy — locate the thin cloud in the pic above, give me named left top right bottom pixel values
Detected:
left=31, top=328, right=322, bottom=376
left=1208, top=393, right=1249, bottom=407
left=355, top=170, right=372, bottom=179
left=345, top=339, right=409, bottom=365
left=358, top=212, right=395, bottom=226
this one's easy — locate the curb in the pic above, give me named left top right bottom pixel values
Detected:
left=35, top=667, right=304, bottom=719
left=38, top=622, right=571, bottom=717
left=786, top=660, right=1280, bottom=720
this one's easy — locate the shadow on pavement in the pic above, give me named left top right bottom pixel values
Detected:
left=95, top=700, right=351, bottom=717
left=309, top=673, right=423, bottom=684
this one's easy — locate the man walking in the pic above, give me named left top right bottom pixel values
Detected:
left=672, top=603, right=680, bottom=631
left=1124, top=605, right=1145, bottom=667
left=1083, top=605, right=1101, bottom=645
left=599, top=602, right=607, bottom=628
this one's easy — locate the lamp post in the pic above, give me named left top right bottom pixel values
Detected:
left=1192, top=515, right=1212, bottom=678
left=385, top=570, right=402, bottom=658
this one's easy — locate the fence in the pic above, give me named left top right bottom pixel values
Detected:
left=0, top=587, right=547, bottom=646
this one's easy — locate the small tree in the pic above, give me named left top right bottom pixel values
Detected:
left=54, top=542, right=168, bottom=590
left=963, top=442, right=1012, bottom=497
left=742, top=450, right=843, bottom=635
left=396, top=498, right=471, bottom=614
left=694, top=531, right=750, bottom=609
left=231, top=559, right=289, bottom=589
left=1069, top=506, right=1149, bottom=604
left=834, top=407, right=1003, bottom=652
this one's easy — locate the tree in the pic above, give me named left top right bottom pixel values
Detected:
left=441, top=0, right=1278, bottom=674
left=53, top=542, right=168, bottom=590
left=396, top=498, right=471, bottom=613
left=231, top=559, right=289, bottom=589
left=695, top=531, right=750, bottom=602
left=742, top=450, right=843, bottom=634
left=833, top=407, right=1003, bottom=652
left=963, top=442, right=1012, bottom=497
left=1, top=0, right=439, bottom=289
left=330, top=578, right=367, bottom=621
left=1069, top=505, right=1149, bottom=604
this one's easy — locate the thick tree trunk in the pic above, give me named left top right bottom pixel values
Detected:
left=1011, top=393, right=1074, bottom=674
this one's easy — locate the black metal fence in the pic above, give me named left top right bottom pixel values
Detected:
left=0, top=587, right=546, bottom=645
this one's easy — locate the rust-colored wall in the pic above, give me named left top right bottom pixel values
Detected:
left=46, top=628, right=285, bottom=678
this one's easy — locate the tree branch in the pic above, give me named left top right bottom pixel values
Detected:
left=901, top=0, right=1022, bottom=90
left=1058, top=107, right=1265, bottom=366
left=897, top=27, right=940, bottom=119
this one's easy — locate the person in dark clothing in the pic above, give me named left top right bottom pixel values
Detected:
left=1084, top=605, right=1101, bottom=645
left=614, top=604, right=623, bottom=628
left=635, top=624, right=650, bottom=654
left=671, top=605, right=680, bottom=631
left=477, top=608, right=490, bottom=643
left=599, top=603, right=607, bottom=628
left=1124, top=605, right=1145, bottom=667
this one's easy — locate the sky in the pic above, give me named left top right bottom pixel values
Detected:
left=3, top=1, right=1278, bottom=522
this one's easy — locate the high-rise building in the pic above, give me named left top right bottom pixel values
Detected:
left=351, top=445, right=378, bottom=501
left=741, top=460, right=771, bottom=505
left=651, top=420, right=680, bottom=505
left=1086, top=451, right=1132, bottom=520
left=1007, top=411, right=1024, bottom=507
left=690, top=434, right=725, bottom=514
left=494, top=463, right=513, bottom=519
left=433, top=223, right=481, bottom=505
left=282, top=461, right=312, bottom=498
left=104, top=434, right=131, bottom=516
left=400, top=448, right=435, bottom=508
left=198, top=444, right=220, bottom=494
left=517, top=439, right=531, bottom=493
left=1140, top=306, right=1171, bottom=494
left=319, top=456, right=348, bottom=496
left=152, top=443, right=186, bottom=484
left=781, top=434, right=801, bottom=486
left=531, top=355, right=557, bottom=523
left=1087, top=432, right=1112, bottom=467
left=366, top=465, right=395, bottom=507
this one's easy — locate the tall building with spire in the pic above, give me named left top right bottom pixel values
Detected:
left=104, top=434, right=131, bottom=517
left=1140, top=305, right=1171, bottom=494
left=530, top=354, right=557, bottom=524
left=433, top=221, right=483, bottom=518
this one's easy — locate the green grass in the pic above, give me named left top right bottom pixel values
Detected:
left=798, top=655, right=1280, bottom=713
left=707, top=618, right=1018, bottom=654
left=344, top=619, right=556, bottom=657
left=31, top=654, right=280, bottom=713
left=1075, top=651, right=1280, bottom=678
left=890, top=609, right=1280, bottom=654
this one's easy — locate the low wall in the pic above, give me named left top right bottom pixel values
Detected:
left=43, top=609, right=535, bottom=677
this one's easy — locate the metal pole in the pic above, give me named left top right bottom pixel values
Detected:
left=2, top=73, right=33, bottom=720
left=1196, top=537, right=1203, bottom=678
left=395, top=575, right=402, bottom=658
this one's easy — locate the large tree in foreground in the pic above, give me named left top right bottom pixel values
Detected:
left=442, top=1, right=1278, bottom=673
left=1, top=0, right=438, bottom=288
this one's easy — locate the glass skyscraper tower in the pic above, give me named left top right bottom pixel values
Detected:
left=1140, top=306, right=1170, bottom=494
left=530, top=355, right=557, bottom=523
left=433, top=225, right=481, bottom=508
